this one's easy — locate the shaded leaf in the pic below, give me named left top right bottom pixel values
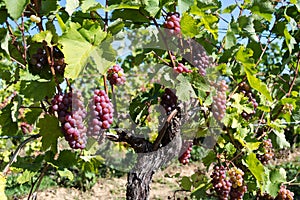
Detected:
left=181, top=176, right=192, bottom=191
left=38, top=115, right=63, bottom=153
left=4, top=0, right=29, bottom=19
left=20, top=80, right=56, bottom=101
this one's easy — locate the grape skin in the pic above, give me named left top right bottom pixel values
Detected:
left=212, top=80, right=228, bottom=121
left=50, top=91, right=87, bottom=149
left=87, top=89, right=114, bottom=136
left=178, top=142, right=193, bottom=165
left=163, top=12, right=181, bottom=35
left=160, top=88, right=178, bottom=115
left=107, top=65, right=126, bottom=86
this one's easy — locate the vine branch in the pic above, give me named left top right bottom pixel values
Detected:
left=3, top=134, right=41, bottom=176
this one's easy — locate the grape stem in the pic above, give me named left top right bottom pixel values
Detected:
left=3, top=134, right=41, bottom=176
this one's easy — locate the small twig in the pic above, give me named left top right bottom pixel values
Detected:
left=27, top=164, right=49, bottom=200
left=152, top=51, right=171, bottom=66
left=287, top=51, right=300, bottom=97
left=10, top=57, right=26, bottom=69
left=3, top=134, right=41, bottom=176
left=150, top=17, right=177, bottom=69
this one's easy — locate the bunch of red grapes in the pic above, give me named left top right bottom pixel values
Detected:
left=276, top=185, right=294, bottom=200
left=50, top=91, right=87, bottom=149
left=160, top=88, right=178, bottom=115
left=257, top=139, right=275, bottom=165
left=87, top=89, right=114, bottom=136
left=107, top=65, right=126, bottom=86
left=211, top=165, right=232, bottom=200
left=238, top=82, right=258, bottom=120
left=212, top=80, right=228, bottom=121
left=178, top=141, right=193, bottom=165
left=174, top=63, right=192, bottom=73
left=211, top=165, right=247, bottom=200
left=163, top=12, right=181, bottom=35
left=193, top=48, right=214, bottom=76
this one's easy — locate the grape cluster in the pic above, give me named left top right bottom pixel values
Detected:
left=238, top=82, right=258, bottom=120
left=50, top=91, right=87, bottom=149
left=276, top=185, right=294, bottom=200
left=211, top=165, right=232, bottom=200
left=163, top=12, right=181, bottom=35
left=212, top=80, right=228, bottom=121
left=257, top=139, right=274, bottom=165
left=160, top=88, right=178, bottom=115
left=107, top=65, right=126, bottom=86
left=30, top=15, right=41, bottom=23
left=174, top=63, right=192, bottom=73
left=193, top=48, right=214, bottom=76
left=30, top=46, right=66, bottom=75
left=20, top=122, right=33, bottom=134
left=228, top=167, right=247, bottom=200
left=178, top=141, right=193, bottom=165
left=87, top=89, right=114, bottom=136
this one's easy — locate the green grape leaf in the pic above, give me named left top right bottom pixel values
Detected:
left=176, top=74, right=197, bottom=102
left=245, top=152, right=268, bottom=192
left=180, top=12, right=198, bottom=38
left=0, top=102, right=18, bottom=136
left=236, top=46, right=272, bottom=102
left=129, top=84, right=161, bottom=125
left=81, top=0, right=103, bottom=12
left=20, top=80, right=56, bottom=101
left=222, top=4, right=237, bottom=13
left=180, top=176, right=192, bottom=191
left=250, top=0, right=273, bottom=22
left=66, top=0, right=79, bottom=16
left=59, top=22, right=108, bottom=79
left=273, top=130, right=290, bottom=148
left=4, top=0, right=29, bottom=19
left=40, top=0, right=58, bottom=16
left=199, top=14, right=219, bottom=40
left=51, top=150, right=77, bottom=168
left=142, top=0, right=160, bottom=17
left=224, top=29, right=236, bottom=50
left=202, top=150, right=216, bottom=167
left=0, top=29, right=9, bottom=58
left=16, top=170, right=36, bottom=184
left=58, top=168, right=74, bottom=181
left=108, top=19, right=125, bottom=35
left=284, top=26, right=297, bottom=54
left=266, top=168, right=287, bottom=197
left=38, top=115, right=63, bottom=153
left=32, top=30, right=53, bottom=44
left=178, top=0, right=193, bottom=13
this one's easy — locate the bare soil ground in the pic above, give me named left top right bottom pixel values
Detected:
left=17, top=149, right=300, bottom=200
left=20, top=163, right=201, bottom=200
